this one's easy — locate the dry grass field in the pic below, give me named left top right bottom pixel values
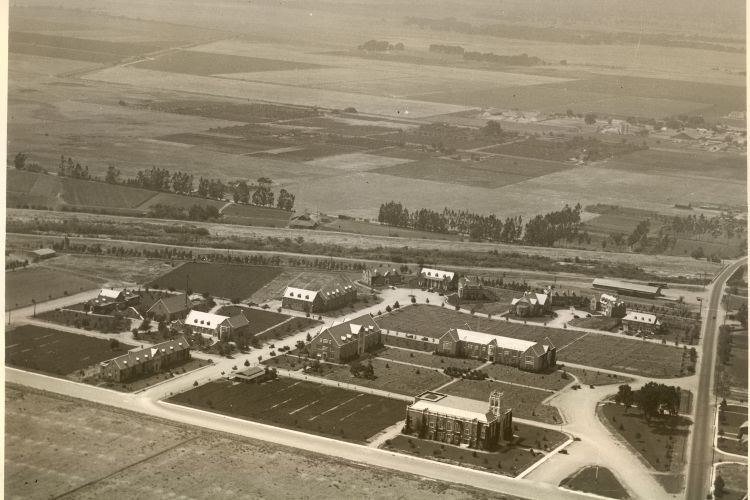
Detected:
left=149, top=262, right=282, bottom=300
left=134, top=50, right=325, bottom=76
left=5, top=267, right=103, bottom=309
left=6, top=385, right=496, bottom=500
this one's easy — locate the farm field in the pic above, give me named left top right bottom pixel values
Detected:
left=169, top=377, right=405, bottom=442
left=150, top=262, right=282, bottom=300
left=373, top=159, right=543, bottom=189
left=134, top=50, right=325, bottom=76
left=34, top=254, right=175, bottom=286
left=604, top=149, right=747, bottom=183
left=135, top=192, right=227, bottom=212
left=372, top=305, right=686, bottom=378
left=6, top=385, right=491, bottom=500
left=6, top=266, right=103, bottom=309
left=442, top=379, right=562, bottom=424
left=6, top=325, right=135, bottom=377
left=559, top=466, right=629, bottom=499
left=220, top=203, right=292, bottom=227
left=319, top=218, right=462, bottom=241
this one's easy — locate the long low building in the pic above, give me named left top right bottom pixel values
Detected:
left=99, top=337, right=190, bottom=383
left=404, top=390, right=512, bottom=451
left=281, top=282, right=357, bottom=313
left=592, top=278, right=661, bottom=299
left=436, top=328, right=555, bottom=372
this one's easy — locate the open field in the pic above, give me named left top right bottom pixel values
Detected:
left=715, top=463, right=748, bottom=500
left=220, top=203, right=292, bottom=227
left=443, top=379, right=561, bottom=424
left=483, top=363, right=570, bottom=392
left=149, top=262, right=282, bottom=300
left=559, top=466, right=629, bottom=499
left=34, top=254, right=175, bottom=286
left=215, top=305, right=301, bottom=337
left=134, top=50, right=325, bottom=76
left=6, top=325, right=135, bottom=376
left=135, top=192, right=227, bottom=211
left=5, top=266, right=103, bottom=309
left=600, top=403, right=690, bottom=475
left=320, top=218, right=462, bottom=241
left=36, top=309, right=131, bottom=333
left=6, top=384, right=497, bottom=500
left=604, top=149, right=746, bottom=183
left=321, top=358, right=450, bottom=396
left=169, top=377, right=404, bottom=442
left=562, top=366, right=632, bottom=386
left=372, top=305, right=686, bottom=377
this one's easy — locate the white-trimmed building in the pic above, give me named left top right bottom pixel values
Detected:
left=281, top=281, right=356, bottom=313
left=418, top=267, right=457, bottom=292
left=622, top=311, right=661, bottom=334
left=182, top=310, right=250, bottom=341
left=511, top=291, right=550, bottom=317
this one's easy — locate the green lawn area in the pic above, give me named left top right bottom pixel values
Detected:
left=91, top=358, right=212, bottom=392
left=322, top=358, right=450, bottom=397
left=442, top=379, right=561, bottom=424
left=718, top=405, right=747, bottom=437
left=561, top=366, right=633, bottom=386
left=6, top=267, right=102, bottom=309
left=483, top=364, right=569, bottom=391
left=599, top=403, right=690, bottom=474
left=568, top=316, right=620, bottom=332
left=715, top=463, right=748, bottom=500
left=560, top=466, right=629, bottom=499
left=375, top=347, right=484, bottom=370
left=36, top=309, right=131, bottom=333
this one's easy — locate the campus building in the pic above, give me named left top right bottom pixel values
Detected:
left=621, top=311, right=661, bottom=335
left=592, top=278, right=661, bottom=299
left=281, top=281, right=357, bottom=313
left=435, top=328, right=556, bottom=372
left=362, top=268, right=403, bottom=288
left=510, top=291, right=550, bottom=317
left=418, top=267, right=457, bottom=292
left=308, top=315, right=381, bottom=362
left=182, top=310, right=250, bottom=341
left=404, top=391, right=513, bottom=450
left=599, top=294, right=626, bottom=318
left=99, top=337, right=190, bottom=383
left=457, top=276, right=484, bottom=300
left=88, top=288, right=140, bottom=314
left=147, top=293, right=190, bottom=322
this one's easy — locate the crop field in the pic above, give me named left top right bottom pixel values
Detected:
left=154, top=132, right=289, bottom=154
left=150, top=262, right=282, bottom=300
left=221, top=204, right=292, bottom=227
left=319, top=218, right=462, bottom=241
left=285, top=116, right=408, bottom=136
left=7, top=386, right=490, bottom=500
left=134, top=50, right=325, bottom=76
left=169, top=377, right=404, bottom=442
left=135, top=192, right=227, bottom=211
left=6, top=267, right=103, bottom=309
left=321, top=358, right=450, bottom=396
left=372, top=305, right=686, bottom=377
left=305, top=153, right=413, bottom=172
left=255, top=142, right=364, bottom=161
left=442, top=379, right=561, bottom=424
left=9, top=31, right=168, bottom=63
left=6, top=325, right=135, bottom=376
left=605, top=149, right=747, bottom=182
left=374, top=159, right=537, bottom=189
left=140, top=99, right=321, bottom=123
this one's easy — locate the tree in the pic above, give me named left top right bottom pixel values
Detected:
left=584, top=113, right=597, bottom=125
left=14, top=152, right=27, bottom=170
left=105, top=164, right=120, bottom=184
left=714, top=474, right=725, bottom=494
left=277, top=188, right=295, bottom=210
left=615, top=384, right=634, bottom=412
left=233, top=181, right=250, bottom=204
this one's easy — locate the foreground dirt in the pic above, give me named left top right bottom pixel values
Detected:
left=5, top=384, right=516, bottom=500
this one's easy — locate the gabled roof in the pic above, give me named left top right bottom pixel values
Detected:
left=148, top=294, right=189, bottom=315
left=420, top=267, right=455, bottom=280
left=452, top=328, right=540, bottom=352
left=185, top=310, right=229, bottom=329
left=101, top=336, right=190, bottom=370
left=623, top=311, right=660, bottom=325
left=409, top=393, right=498, bottom=423
left=319, top=315, right=380, bottom=346
left=99, top=288, right=123, bottom=299
left=284, top=286, right=319, bottom=303
left=227, top=313, right=250, bottom=329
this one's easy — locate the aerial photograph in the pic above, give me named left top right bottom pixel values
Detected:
left=3, top=0, right=747, bottom=498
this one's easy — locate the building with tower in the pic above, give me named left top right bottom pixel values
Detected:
left=404, top=390, right=513, bottom=450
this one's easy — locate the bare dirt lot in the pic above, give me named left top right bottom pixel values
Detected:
left=5, top=385, right=501, bottom=500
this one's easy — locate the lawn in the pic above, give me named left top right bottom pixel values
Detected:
left=442, top=379, right=561, bottom=424
left=562, top=366, right=632, bottom=386
left=215, top=305, right=290, bottom=335
left=568, top=316, right=620, bottom=332
left=169, top=377, right=404, bottom=443
left=375, top=347, right=484, bottom=370
left=483, top=364, right=570, bottom=392
left=93, top=358, right=213, bottom=393
left=149, top=262, right=282, bottom=300
left=6, top=325, right=135, bottom=377
left=373, top=305, right=686, bottom=378
left=321, top=358, right=450, bottom=397
left=220, top=203, right=292, bottom=227
left=559, top=466, right=629, bottom=499
left=715, top=463, right=748, bottom=500
left=718, top=404, right=747, bottom=436
left=35, top=309, right=131, bottom=333
left=136, top=192, right=227, bottom=212
left=600, top=403, right=691, bottom=474
left=6, top=267, right=103, bottom=310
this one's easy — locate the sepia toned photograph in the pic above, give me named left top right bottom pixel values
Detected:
left=3, top=0, right=747, bottom=499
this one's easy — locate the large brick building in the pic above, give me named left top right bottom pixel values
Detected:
left=404, top=390, right=513, bottom=450
left=457, top=276, right=484, bottom=300
left=308, top=315, right=381, bottom=362
left=88, top=288, right=140, bottom=314
left=99, top=337, right=190, bottom=383
left=418, top=267, right=457, bottom=292
left=182, top=310, right=250, bottom=341
left=510, top=291, right=551, bottom=317
left=362, top=268, right=402, bottom=288
left=147, top=293, right=190, bottom=322
left=282, top=281, right=357, bottom=313
left=436, top=328, right=556, bottom=372
left=622, top=311, right=661, bottom=335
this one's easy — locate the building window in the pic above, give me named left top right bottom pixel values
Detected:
left=429, top=422, right=435, bottom=429
left=481, top=428, right=486, bottom=438
left=446, top=421, right=452, bottom=431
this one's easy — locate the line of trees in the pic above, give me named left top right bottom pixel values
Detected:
left=378, top=201, right=585, bottom=246
left=614, top=382, right=682, bottom=421
left=429, top=43, right=543, bottom=66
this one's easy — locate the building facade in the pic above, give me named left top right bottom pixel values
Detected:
left=282, top=283, right=357, bottom=313
left=99, top=337, right=190, bottom=383
left=404, top=391, right=513, bottom=451
left=510, top=291, right=550, bottom=317
left=436, top=328, right=556, bottom=372
left=418, top=267, right=457, bottom=292
left=362, top=268, right=402, bottom=288
left=308, top=315, right=381, bottom=362
left=182, top=310, right=250, bottom=341
left=458, top=276, right=484, bottom=300
left=621, top=311, right=661, bottom=335
left=147, top=294, right=190, bottom=322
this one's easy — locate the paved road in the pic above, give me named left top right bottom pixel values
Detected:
left=6, top=368, right=595, bottom=500
left=684, top=257, right=747, bottom=500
